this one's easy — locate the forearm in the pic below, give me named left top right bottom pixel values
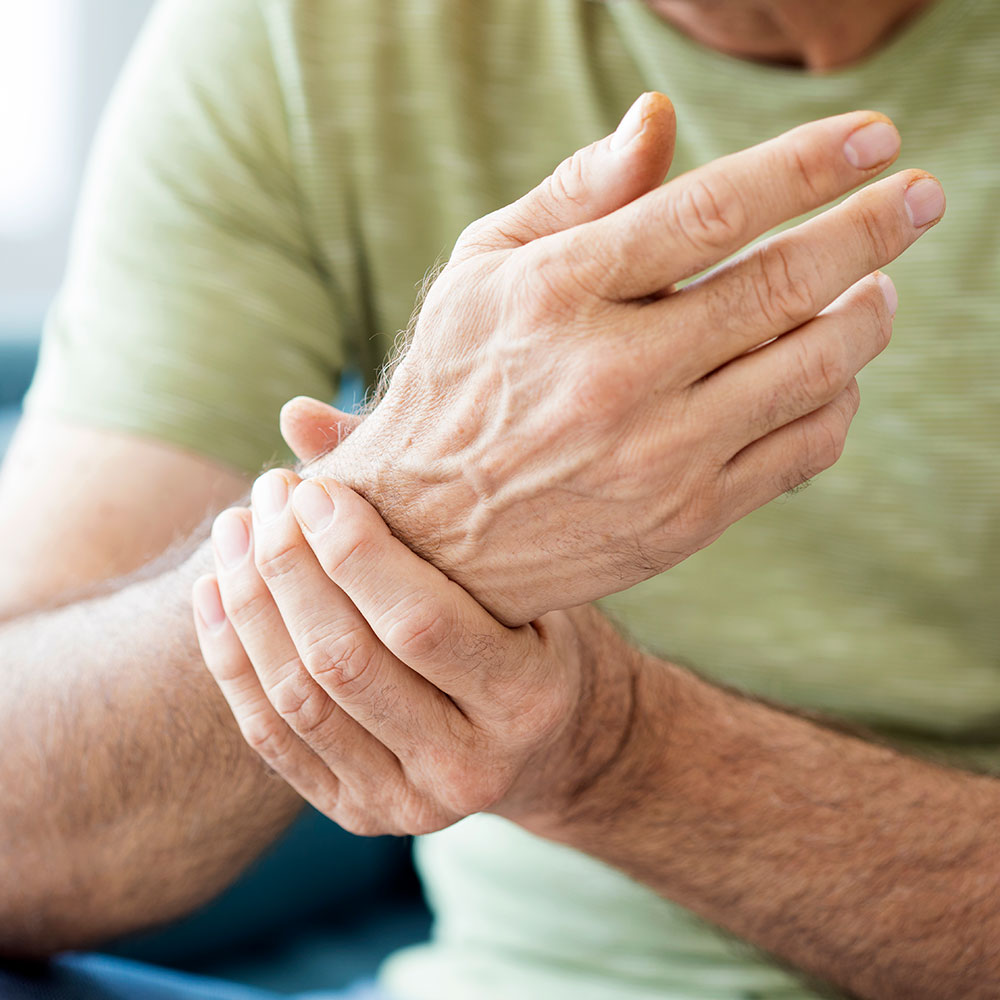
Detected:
left=537, top=644, right=1000, bottom=1000
left=0, top=421, right=516, bottom=954
left=0, top=547, right=301, bottom=957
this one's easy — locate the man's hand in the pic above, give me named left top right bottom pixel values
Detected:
left=192, top=469, right=634, bottom=835
left=196, top=467, right=1000, bottom=1000
left=312, top=95, right=942, bottom=625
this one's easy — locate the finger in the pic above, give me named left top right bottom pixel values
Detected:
left=249, top=470, right=464, bottom=759
left=564, top=110, right=906, bottom=301
left=279, top=396, right=362, bottom=463
left=660, top=169, right=942, bottom=377
left=211, top=501, right=400, bottom=790
left=722, top=379, right=862, bottom=517
left=192, top=573, right=345, bottom=817
left=696, top=272, right=893, bottom=455
left=449, top=91, right=675, bottom=266
left=290, top=476, right=535, bottom=704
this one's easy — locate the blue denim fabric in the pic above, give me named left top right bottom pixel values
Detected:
left=0, top=954, right=388, bottom=1000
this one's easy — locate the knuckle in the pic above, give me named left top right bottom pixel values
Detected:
left=547, top=148, right=590, bottom=212
left=802, top=411, right=848, bottom=477
left=383, top=597, right=452, bottom=662
left=398, top=793, right=451, bottom=836
left=853, top=201, right=896, bottom=264
left=253, top=534, right=303, bottom=584
left=452, top=212, right=522, bottom=261
left=844, top=379, right=862, bottom=414
left=305, top=628, right=379, bottom=697
left=671, top=174, right=747, bottom=256
left=516, top=246, right=587, bottom=322
left=798, top=339, right=850, bottom=401
left=454, top=216, right=493, bottom=256
left=753, top=244, right=818, bottom=328
left=238, top=709, right=288, bottom=763
left=566, top=346, right=641, bottom=425
left=305, top=780, right=341, bottom=821
left=863, top=285, right=894, bottom=352
left=223, top=586, right=273, bottom=633
left=321, top=521, right=376, bottom=583
left=443, top=759, right=510, bottom=816
left=678, top=478, right=727, bottom=545
left=336, top=805, right=386, bottom=838
left=266, top=671, right=330, bottom=736
left=785, top=137, right=825, bottom=201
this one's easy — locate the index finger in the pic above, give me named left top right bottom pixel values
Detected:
left=289, top=476, right=533, bottom=706
left=560, top=110, right=903, bottom=300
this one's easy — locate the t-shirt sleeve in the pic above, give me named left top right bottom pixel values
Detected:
left=25, top=0, right=346, bottom=474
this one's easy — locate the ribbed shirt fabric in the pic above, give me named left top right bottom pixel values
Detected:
left=26, top=1, right=1000, bottom=996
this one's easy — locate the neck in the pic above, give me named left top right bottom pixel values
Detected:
left=645, top=0, right=936, bottom=71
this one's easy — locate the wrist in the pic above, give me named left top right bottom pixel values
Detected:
left=523, top=641, right=700, bottom=851
left=309, top=407, right=533, bottom=624
left=508, top=606, right=653, bottom=835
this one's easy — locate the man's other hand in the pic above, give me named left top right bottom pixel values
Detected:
left=193, top=469, right=634, bottom=836
left=306, top=94, right=943, bottom=625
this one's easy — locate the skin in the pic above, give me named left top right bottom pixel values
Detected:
left=196, top=478, right=1000, bottom=999
left=646, top=0, right=935, bottom=71
left=0, top=0, right=948, bottom=974
left=318, top=102, right=930, bottom=624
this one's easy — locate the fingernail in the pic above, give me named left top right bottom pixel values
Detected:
left=610, top=94, right=648, bottom=152
left=904, top=176, right=945, bottom=227
left=843, top=121, right=900, bottom=169
left=293, top=480, right=335, bottom=533
left=212, top=510, right=250, bottom=569
left=252, top=470, right=288, bottom=523
left=875, top=272, right=898, bottom=317
left=194, top=577, right=227, bottom=632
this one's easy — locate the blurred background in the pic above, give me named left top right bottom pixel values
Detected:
left=0, top=1, right=154, bottom=446
left=0, top=3, right=429, bottom=991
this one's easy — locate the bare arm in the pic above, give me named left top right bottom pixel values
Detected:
left=194, top=478, right=1000, bottom=1000
left=1, top=103, right=939, bottom=953
left=536, top=649, right=1000, bottom=1000
left=0, top=417, right=305, bottom=955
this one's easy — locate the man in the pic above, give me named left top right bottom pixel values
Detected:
left=0, top=0, right=996, bottom=997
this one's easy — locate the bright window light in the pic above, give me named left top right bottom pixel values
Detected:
left=0, top=1, right=76, bottom=237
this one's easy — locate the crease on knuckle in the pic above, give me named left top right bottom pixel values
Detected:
left=224, top=587, right=274, bottom=633
left=547, top=149, right=590, bottom=213
left=321, top=526, right=375, bottom=584
left=754, top=243, right=817, bottom=328
left=337, top=805, right=386, bottom=838
left=238, top=707, right=290, bottom=763
left=306, top=629, right=379, bottom=697
left=672, top=174, right=746, bottom=257
left=518, top=247, right=587, bottom=322
left=863, top=285, right=894, bottom=351
left=854, top=201, right=896, bottom=266
left=383, top=595, right=452, bottom=662
left=254, top=535, right=304, bottom=584
left=267, top=671, right=330, bottom=736
left=787, top=139, right=825, bottom=202
left=844, top=380, right=862, bottom=415
left=802, top=411, right=848, bottom=478
left=455, top=216, right=496, bottom=256
left=794, top=337, right=848, bottom=403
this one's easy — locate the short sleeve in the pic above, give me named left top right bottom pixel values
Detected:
left=25, top=0, right=346, bottom=474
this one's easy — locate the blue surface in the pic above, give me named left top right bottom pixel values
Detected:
left=0, top=331, right=39, bottom=455
left=0, top=953, right=388, bottom=999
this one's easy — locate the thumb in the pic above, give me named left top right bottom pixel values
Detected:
left=279, top=396, right=363, bottom=463
left=450, top=91, right=675, bottom=265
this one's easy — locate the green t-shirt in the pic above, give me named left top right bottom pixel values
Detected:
left=27, top=1, right=1000, bottom=996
